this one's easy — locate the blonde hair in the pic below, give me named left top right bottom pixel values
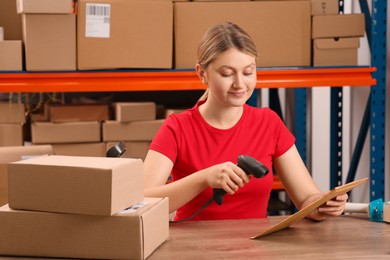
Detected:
left=197, top=22, right=258, bottom=101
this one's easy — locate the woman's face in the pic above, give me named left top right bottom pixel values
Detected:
left=201, top=48, right=257, bottom=108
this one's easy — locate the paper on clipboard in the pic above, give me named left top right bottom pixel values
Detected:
left=252, top=177, right=369, bottom=239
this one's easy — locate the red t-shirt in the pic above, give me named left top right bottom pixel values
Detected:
left=150, top=101, right=295, bottom=221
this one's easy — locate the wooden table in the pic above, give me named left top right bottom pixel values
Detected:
left=149, top=215, right=390, bottom=260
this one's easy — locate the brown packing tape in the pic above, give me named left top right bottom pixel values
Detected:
left=252, top=177, right=369, bottom=239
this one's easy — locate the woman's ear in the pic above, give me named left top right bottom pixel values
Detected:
left=196, top=64, right=208, bottom=84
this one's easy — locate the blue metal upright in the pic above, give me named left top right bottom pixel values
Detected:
left=369, top=0, right=387, bottom=200
left=329, top=1, right=345, bottom=189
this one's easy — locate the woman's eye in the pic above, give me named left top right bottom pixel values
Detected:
left=221, top=73, right=233, bottom=77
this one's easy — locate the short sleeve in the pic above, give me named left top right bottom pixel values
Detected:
left=149, top=114, right=180, bottom=163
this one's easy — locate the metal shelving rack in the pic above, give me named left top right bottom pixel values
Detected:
left=273, top=0, right=387, bottom=200
left=0, top=0, right=385, bottom=200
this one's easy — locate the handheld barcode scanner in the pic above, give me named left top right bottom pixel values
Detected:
left=213, top=155, right=269, bottom=205
left=106, top=141, right=126, bottom=158
left=172, top=155, right=269, bottom=223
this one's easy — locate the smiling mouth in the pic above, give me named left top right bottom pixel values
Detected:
left=229, top=91, right=246, bottom=97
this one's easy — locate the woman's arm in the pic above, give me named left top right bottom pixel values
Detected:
left=143, top=149, right=250, bottom=213
left=273, top=145, right=347, bottom=221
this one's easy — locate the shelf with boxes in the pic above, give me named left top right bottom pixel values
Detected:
left=0, top=0, right=386, bottom=201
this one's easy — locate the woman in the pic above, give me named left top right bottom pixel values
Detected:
left=143, top=22, right=347, bottom=222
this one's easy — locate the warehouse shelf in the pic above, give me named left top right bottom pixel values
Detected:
left=0, top=67, right=376, bottom=93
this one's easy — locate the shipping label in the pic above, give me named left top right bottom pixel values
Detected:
left=85, top=3, right=111, bottom=38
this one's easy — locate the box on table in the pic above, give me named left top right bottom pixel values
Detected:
left=0, top=145, right=54, bottom=207
left=0, top=197, right=169, bottom=260
left=106, top=141, right=150, bottom=160
left=311, top=0, right=339, bottom=15
left=0, top=103, right=25, bottom=123
left=313, top=37, right=360, bottom=66
left=0, top=0, right=23, bottom=40
left=31, top=121, right=101, bottom=144
left=0, top=124, right=24, bottom=147
left=53, top=142, right=107, bottom=157
left=77, top=0, right=173, bottom=70
left=114, top=102, right=156, bottom=122
left=8, top=155, right=144, bottom=216
left=18, top=0, right=76, bottom=71
left=0, top=41, right=23, bottom=71
left=174, top=1, right=311, bottom=68
left=102, top=120, right=164, bottom=142
left=49, top=104, right=110, bottom=122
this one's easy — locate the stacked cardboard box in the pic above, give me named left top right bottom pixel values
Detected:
left=0, top=103, right=25, bottom=146
left=30, top=103, right=111, bottom=157
left=0, top=145, right=54, bottom=206
left=174, top=0, right=311, bottom=68
left=31, top=121, right=104, bottom=154
left=104, top=102, right=163, bottom=160
left=311, top=0, right=365, bottom=66
left=77, top=0, right=173, bottom=70
left=0, top=26, right=23, bottom=71
left=17, top=0, right=76, bottom=71
left=0, top=0, right=23, bottom=40
left=0, top=155, right=169, bottom=259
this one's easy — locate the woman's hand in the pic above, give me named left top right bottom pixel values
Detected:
left=203, top=162, right=251, bottom=194
left=303, top=192, right=349, bottom=221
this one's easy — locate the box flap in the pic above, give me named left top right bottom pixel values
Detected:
left=314, top=37, right=360, bottom=50
left=312, top=14, right=365, bottom=38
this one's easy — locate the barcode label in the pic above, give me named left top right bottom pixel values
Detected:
left=85, top=3, right=111, bottom=38
left=86, top=4, right=110, bottom=17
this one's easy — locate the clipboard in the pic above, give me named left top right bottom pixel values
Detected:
left=252, top=177, right=369, bottom=239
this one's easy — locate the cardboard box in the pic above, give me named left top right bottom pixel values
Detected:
left=311, top=0, right=339, bottom=15
left=312, top=14, right=365, bottom=38
left=0, top=41, right=23, bottom=71
left=22, top=13, right=76, bottom=71
left=0, top=197, right=169, bottom=259
left=0, top=124, right=24, bottom=147
left=0, top=145, right=54, bottom=207
left=17, top=0, right=73, bottom=14
left=102, top=120, right=164, bottom=142
left=313, top=37, right=360, bottom=66
left=8, top=155, right=144, bottom=216
left=77, top=0, right=173, bottom=70
left=49, top=104, right=110, bottom=122
left=107, top=141, right=150, bottom=160
left=0, top=103, right=25, bottom=123
left=174, top=1, right=311, bottom=68
left=53, top=142, right=107, bottom=157
left=114, top=102, right=156, bottom=122
left=31, top=121, right=101, bottom=144
left=0, top=164, right=7, bottom=206
left=0, top=0, right=23, bottom=40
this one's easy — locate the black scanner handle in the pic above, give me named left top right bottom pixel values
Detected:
left=213, top=155, right=269, bottom=205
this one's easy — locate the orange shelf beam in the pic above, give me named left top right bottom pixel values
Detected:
left=0, top=67, right=376, bottom=93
